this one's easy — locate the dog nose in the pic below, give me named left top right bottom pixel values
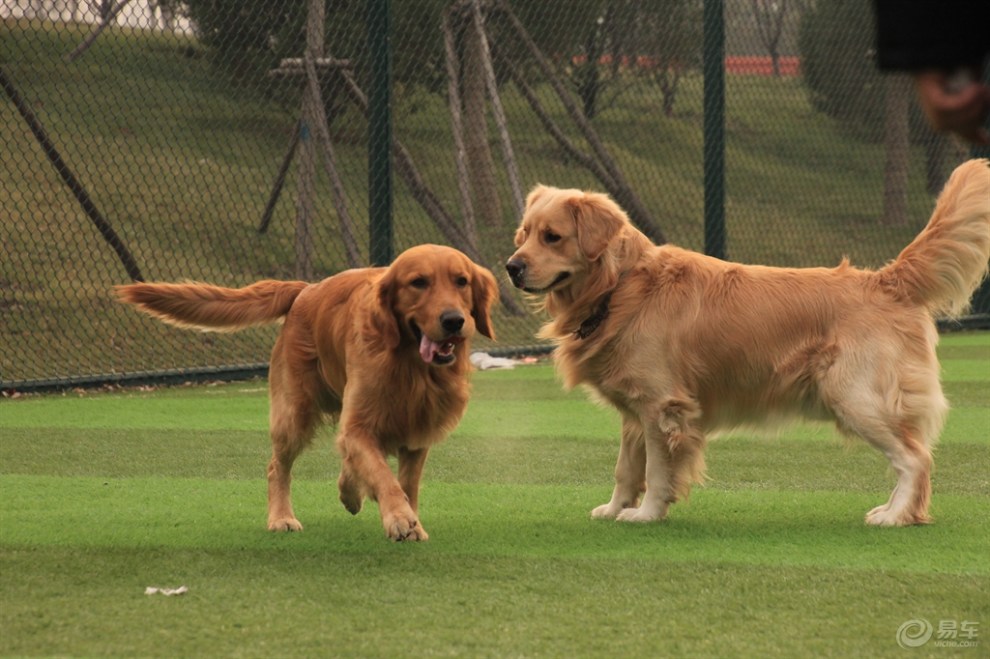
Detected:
left=440, top=310, right=465, bottom=334
left=505, top=259, right=526, bottom=287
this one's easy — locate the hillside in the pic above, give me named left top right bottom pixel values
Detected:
left=1, top=19, right=945, bottom=385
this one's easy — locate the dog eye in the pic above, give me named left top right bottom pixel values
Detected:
left=455, top=276, right=469, bottom=288
left=410, top=277, right=429, bottom=289
left=544, top=231, right=561, bottom=244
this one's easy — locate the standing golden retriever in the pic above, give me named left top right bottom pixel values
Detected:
left=506, top=159, right=990, bottom=526
left=117, top=244, right=497, bottom=541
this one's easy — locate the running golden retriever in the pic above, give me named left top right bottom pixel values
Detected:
left=118, top=244, right=497, bottom=541
left=506, top=159, right=990, bottom=526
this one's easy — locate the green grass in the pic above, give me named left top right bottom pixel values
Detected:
left=1, top=332, right=987, bottom=657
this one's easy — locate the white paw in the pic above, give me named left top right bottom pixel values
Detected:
left=591, top=503, right=624, bottom=519
left=865, top=504, right=901, bottom=527
left=616, top=505, right=666, bottom=523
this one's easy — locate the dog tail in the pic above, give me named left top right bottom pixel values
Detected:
left=115, top=280, right=308, bottom=331
left=878, top=158, right=990, bottom=317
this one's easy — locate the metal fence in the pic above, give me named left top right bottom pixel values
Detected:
left=2, top=0, right=987, bottom=392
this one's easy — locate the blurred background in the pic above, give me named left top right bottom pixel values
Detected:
left=2, top=0, right=987, bottom=391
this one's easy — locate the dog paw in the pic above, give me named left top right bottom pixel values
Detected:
left=338, top=471, right=365, bottom=515
left=591, top=503, right=624, bottom=519
left=382, top=508, right=427, bottom=542
left=865, top=505, right=929, bottom=527
left=399, top=524, right=429, bottom=542
left=616, top=503, right=668, bottom=523
left=268, top=517, right=303, bottom=532
left=339, top=491, right=363, bottom=515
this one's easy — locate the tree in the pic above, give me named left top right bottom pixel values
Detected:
left=526, top=0, right=702, bottom=120
left=633, top=0, right=702, bottom=117
left=882, top=74, right=911, bottom=226
left=751, top=0, right=788, bottom=77
left=798, top=0, right=883, bottom=140
left=448, top=1, right=502, bottom=228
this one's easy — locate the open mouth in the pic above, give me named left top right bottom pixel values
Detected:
left=411, top=322, right=464, bottom=365
left=523, top=271, right=571, bottom=294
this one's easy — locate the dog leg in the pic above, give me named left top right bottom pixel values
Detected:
left=832, top=401, right=934, bottom=526
left=398, top=447, right=429, bottom=515
left=337, top=461, right=366, bottom=515
left=592, top=417, right=646, bottom=519
left=267, top=451, right=303, bottom=531
left=863, top=427, right=933, bottom=527
left=267, top=400, right=318, bottom=532
left=338, top=426, right=425, bottom=541
left=616, top=397, right=705, bottom=523
left=616, top=420, right=672, bottom=523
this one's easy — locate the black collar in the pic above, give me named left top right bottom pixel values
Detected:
left=575, top=292, right=612, bottom=340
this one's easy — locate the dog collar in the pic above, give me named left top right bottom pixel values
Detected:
left=575, top=292, right=612, bottom=340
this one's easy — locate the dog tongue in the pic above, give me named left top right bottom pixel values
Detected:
left=419, top=334, right=439, bottom=363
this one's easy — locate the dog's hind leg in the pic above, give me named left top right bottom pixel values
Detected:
left=266, top=342, right=322, bottom=532
left=828, top=379, right=942, bottom=527
left=858, top=423, right=932, bottom=526
left=267, top=397, right=319, bottom=532
left=592, top=416, right=646, bottom=519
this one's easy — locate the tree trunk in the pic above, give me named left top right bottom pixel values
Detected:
left=460, top=11, right=502, bottom=228
left=881, top=74, right=911, bottom=226
left=442, top=7, right=478, bottom=250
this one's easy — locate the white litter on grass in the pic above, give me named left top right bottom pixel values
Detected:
left=145, top=586, right=188, bottom=596
left=470, top=352, right=518, bottom=370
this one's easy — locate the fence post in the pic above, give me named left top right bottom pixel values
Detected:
left=964, top=67, right=990, bottom=320
left=703, top=0, right=726, bottom=260
left=368, top=0, right=394, bottom=266
left=294, top=0, right=325, bottom=281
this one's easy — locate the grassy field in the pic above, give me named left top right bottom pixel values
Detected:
left=1, top=331, right=987, bottom=657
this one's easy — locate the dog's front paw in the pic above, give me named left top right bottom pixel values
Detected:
left=338, top=470, right=365, bottom=515
left=382, top=506, right=428, bottom=542
left=268, top=516, right=303, bottom=532
left=616, top=502, right=668, bottom=523
left=591, top=502, right=625, bottom=519
left=339, top=490, right=363, bottom=515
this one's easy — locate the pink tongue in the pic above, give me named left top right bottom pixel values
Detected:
left=419, top=334, right=439, bottom=363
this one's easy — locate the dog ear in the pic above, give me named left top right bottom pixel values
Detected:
left=471, top=265, right=498, bottom=340
left=371, top=269, right=401, bottom=350
left=569, top=192, right=628, bottom=260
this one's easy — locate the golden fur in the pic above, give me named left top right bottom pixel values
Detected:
left=506, top=159, right=990, bottom=526
left=117, top=244, right=497, bottom=541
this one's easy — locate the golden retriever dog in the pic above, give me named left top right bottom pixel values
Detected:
left=506, top=159, right=990, bottom=527
left=117, top=244, right=497, bottom=541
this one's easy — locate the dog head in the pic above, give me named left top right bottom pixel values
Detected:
left=373, top=244, right=497, bottom=366
left=506, top=185, right=630, bottom=302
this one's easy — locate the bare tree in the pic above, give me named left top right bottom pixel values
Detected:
left=65, top=0, right=132, bottom=63
left=751, top=0, right=788, bottom=77
left=881, top=74, right=911, bottom=226
left=454, top=2, right=502, bottom=228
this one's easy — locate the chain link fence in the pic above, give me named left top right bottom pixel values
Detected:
left=2, top=0, right=987, bottom=391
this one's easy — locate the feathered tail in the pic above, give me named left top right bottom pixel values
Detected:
left=878, top=159, right=990, bottom=317
left=115, top=280, right=308, bottom=331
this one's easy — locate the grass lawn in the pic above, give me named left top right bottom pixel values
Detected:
left=1, top=331, right=987, bottom=657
